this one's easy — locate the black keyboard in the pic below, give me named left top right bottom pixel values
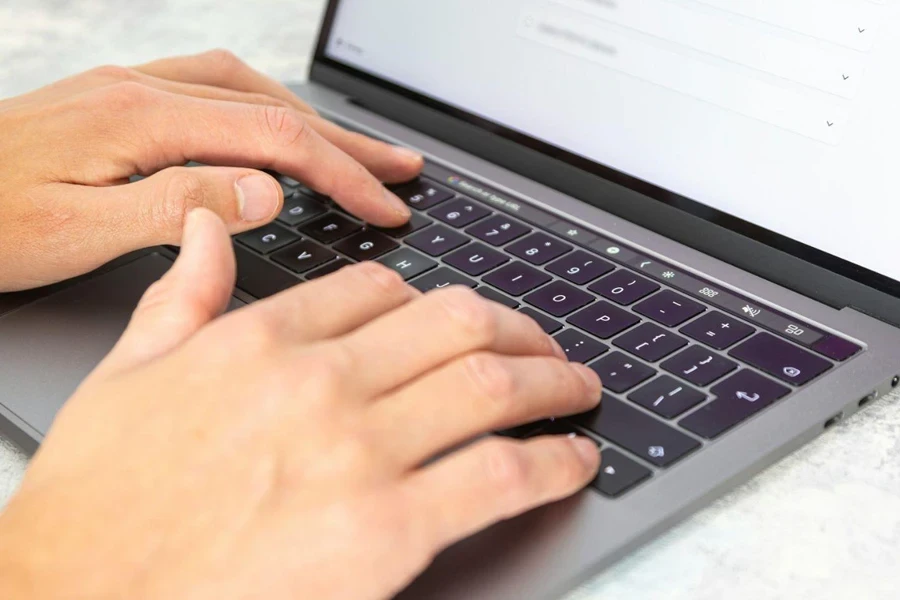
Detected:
left=233, top=167, right=863, bottom=499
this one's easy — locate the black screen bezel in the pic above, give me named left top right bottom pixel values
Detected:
left=310, top=1, right=900, bottom=312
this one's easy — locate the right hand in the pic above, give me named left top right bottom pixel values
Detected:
left=0, top=209, right=603, bottom=600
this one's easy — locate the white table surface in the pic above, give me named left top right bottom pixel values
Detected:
left=2, top=2, right=900, bottom=598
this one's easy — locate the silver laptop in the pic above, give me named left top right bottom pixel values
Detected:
left=2, top=1, right=899, bottom=598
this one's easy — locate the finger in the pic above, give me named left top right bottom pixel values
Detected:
left=305, top=115, right=423, bottom=184
left=93, top=208, right=235, bottom=377
left=401, top=435, right=600, bottom=555
left=337, top=287, right=566, bottom=395
left=372, top=354, right=601, bottom=469
left=75, top=85, right=411, bottom=227
left=56, top=166, right=282, bottom=253
left=133, top=49, right=316, bottom=114
left=248, top=262, right=419, bottom=342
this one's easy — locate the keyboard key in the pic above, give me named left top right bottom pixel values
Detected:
left=234, top=246, right=299, bottom=299
left=406, top=225, right=469, bottom=256
left=587, top=352, right=656, bottom=393
left=568, top=301, right=640, bottom=339
left=429, top=198, right=491, bottom=228
left=410, top=268, right=477, bottom=292
left=377, top=248, right=437, bottom=281
left=393, top=179, right=454, bottom=210
left=333, top=230, right=398, bottom=261
left=300, top=214, right=362, bottom=244
left=590, top=448, right=652, bottom=498
left=613, top=322, right=688, bottom=362
left=519, top=307, right=562, bottom=334
left=680, top=310, right=754, bottom=350
left=467, top=215, right=530, bottom=246
left=629, top=376, right=706, bottom=419
left=475, top=286, right=520, bottom=309
left=730, top=332, right=832, bottom=386
left=661, top=346, right=738, bottom=386
left=634, top=290, right=706, bottom=327
left=482, top=262, right=551, bottom=296
left=524, top=280, right=594, bottom=317
left=554, top=329, right=609, bottom=364
left=575, top=397, right=700, bottom=467
left=444, top=243, right=509, bottom=276
left=507, top=233, right=572, bottom=265
left=589, top=270, right=659, bottom=305
left=812, top=335, right=862, bottom=362
left=546, top=251, right=614, bottom=285
left=375, top=212, right=433, bottom=238
left=305, top=258, right=352, bottom=280
left=271, top=240, right=338, bottom=274
left=236, top=224, right=299, bottom=254
left=680, top=370, right=791, bottom=439
left=277, top=193, right=328, bottom=226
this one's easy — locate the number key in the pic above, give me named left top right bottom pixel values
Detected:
left=467, top=214, right=530, bottom=246
left=589, top=270, right=659, bottom=305
left=429, top=198, right=491, bottom=228
left=546, top=251, right=614, bottom=285
left=507, top=233, right=572, bottom=265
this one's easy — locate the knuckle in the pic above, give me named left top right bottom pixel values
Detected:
left=481, top=440, right=530, bottom=495
left=202, top=48, right=244, bottom=73
left=465, top=353, right=516, bottom=409
left=87, top=64, right=137, bottom=83
left=353, top=262, right=408, bottom=296
left=231, top=312, right=282, bottom=354
left=260, top=105, right=311, bottom=149
left=302, top=345, right=352, bottom=396
left=97, top=81, right=154, bottom=111
left=156, top=169, right=209, bottom=228
left=434, top=287, right=496, bottom=342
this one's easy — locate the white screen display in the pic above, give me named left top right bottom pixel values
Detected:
left=326, top=0, right=900, bottom=283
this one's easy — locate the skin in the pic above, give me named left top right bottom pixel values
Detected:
left=0, top=51, right=603, bottom=599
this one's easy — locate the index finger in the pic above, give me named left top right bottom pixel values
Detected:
left=82, top=84, right=412, bottom=226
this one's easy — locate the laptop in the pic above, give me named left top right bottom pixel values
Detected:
left=2, top=0, right=900, bottom=598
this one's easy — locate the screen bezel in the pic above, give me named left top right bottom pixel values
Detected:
left=309, top=0, right=900, bottom=321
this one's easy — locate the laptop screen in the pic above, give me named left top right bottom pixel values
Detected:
left=321, top=0, right=900, bottom=287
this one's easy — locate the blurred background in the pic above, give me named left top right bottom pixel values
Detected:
left=0, top=0, right=324, bottom=97
left=3, top=2, right=900, bottom=599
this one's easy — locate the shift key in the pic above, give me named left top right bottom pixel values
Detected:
left=574, top=397, right=700, bottom=467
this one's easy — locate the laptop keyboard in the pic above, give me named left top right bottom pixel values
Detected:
left=232, top=167, right=863, bottom=499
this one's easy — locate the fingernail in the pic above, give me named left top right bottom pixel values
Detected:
left=569, top=435, right=601, bottom=469
left=549, top=336, right=567, bottom=360
left=573, top=364, right=602, bottom=403
left=384, top=188, right=412, bottom=219
left=235, top=174, right=279, bottom=222
left=393, top=145, right=423, bottom=162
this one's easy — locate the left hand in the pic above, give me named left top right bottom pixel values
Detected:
left=0, top=49, right=423, bottom=292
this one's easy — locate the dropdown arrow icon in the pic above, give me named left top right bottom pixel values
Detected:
left=842, top=74, right=850, bottom=80
left=827, top=121, right=834, bottom=127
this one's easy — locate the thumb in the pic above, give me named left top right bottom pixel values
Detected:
left=93, top=208, right=236, bottom=377
left=128, top=167, right=284, bottom=247
left=102, top=165, right=284, bottom=252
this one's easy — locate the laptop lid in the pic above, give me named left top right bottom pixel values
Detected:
left=308, top=0, right=900, bottom=325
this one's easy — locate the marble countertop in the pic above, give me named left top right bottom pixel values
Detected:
left=2, top=1, right=899, bottom=598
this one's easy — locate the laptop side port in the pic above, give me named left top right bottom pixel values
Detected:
left=824, top=413, right=844, bottom=429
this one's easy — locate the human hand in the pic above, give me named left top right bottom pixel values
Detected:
left=0, top=209, right=602, bottom=600
left=0, top=50, right=422, bottom=292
